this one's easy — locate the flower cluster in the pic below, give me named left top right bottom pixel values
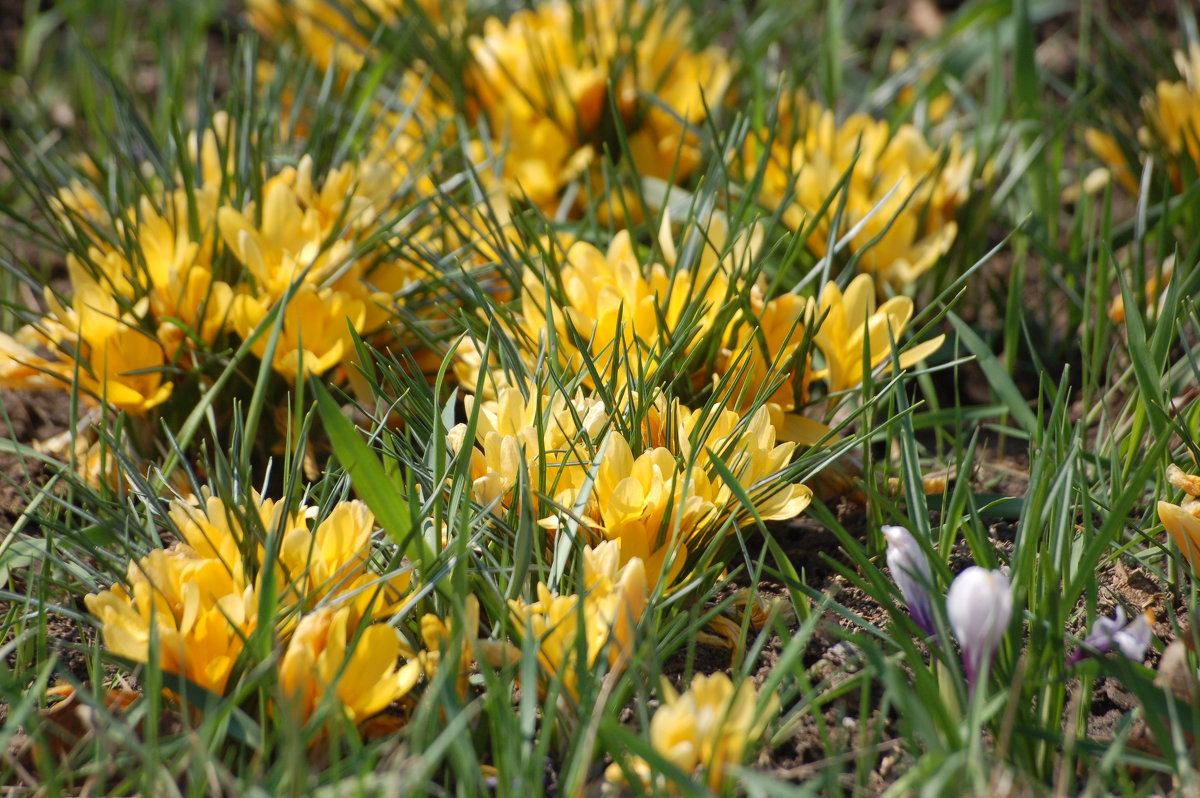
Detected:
left=883, top=526, right=1013, bottom=689
left=467, top=0, right=732, bottom=212
left=0, top=114, right=430, bottom=405
left=506, top=541, right=647, bottom=698
left=17, top=0, right=1000, bottom=781
left=247, top=0, right=462, bottom=77
left=85, top=490, right=415, bottom=723
left=743, top=92, right=975, bottom=288
left=460, top=213, right=943, bottom=434
left=448, top=385, right=811, bottom=587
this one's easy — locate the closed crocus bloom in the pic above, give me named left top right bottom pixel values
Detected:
left=882, top=525, right=936, bottom=637
left=946, top=566, right=1012, bottom=687
left=279, top=607, right=421, bottom=724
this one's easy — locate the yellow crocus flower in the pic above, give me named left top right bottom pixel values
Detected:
left=746, top=92, right=973, bottom=289
left=279, top=606, right=422, bottom=724
left=1086, top=45, right=1200, bottom=197
left=230, top=285, right=366, bottom=381
left=446, top=386, right=610, bottom=511
left=279, top=500, right=412, bottom=618
left=507, top=541, right=647, bottom=698
left=84, top=547, right=256, bottom=696
left=809, top=274, right=944, bottom=396
left=678, top=404, right=813, bottom=525
left=1158, top=463, right=1200, bottom=575
left=466, top=0, right=732, bottom=212
left=606, top=672, right=778, bottom=792
left=169, top=492, right=409, bottom=619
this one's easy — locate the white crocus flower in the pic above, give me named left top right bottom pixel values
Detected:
left=946, top=566, right=1012, bottom=687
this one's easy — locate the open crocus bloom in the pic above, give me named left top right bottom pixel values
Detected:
left=279, top=606, right=422, bottom=724
left=84, top=548, right=256, bottom=697
left=605, top=672, right=778, bottom=792
left=506, top=541, right=647, bottom=698
left=810, top=275, right=944, bottom=396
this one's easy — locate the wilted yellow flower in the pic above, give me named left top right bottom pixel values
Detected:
left=507, top=541, right=647, bottom=698
left=810, top=274, right=944, bottom=396
left=605, top=672, right=778, bottom=792
left=746, top=92, right=974, bottom=288
left=279, top=606, right=421, bottom=724
left=32, top=422, right=126, bottom=491
left=467, top=0, right=732, bottom=211
left=84, top=546, right=256, bottom=696
left=1168, top=463, right=1200, bottom=497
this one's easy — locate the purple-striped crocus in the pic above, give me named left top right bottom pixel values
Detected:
left=882, top=525, right=937, bottom=637
left=1066, top=608, right=1155, bottom=666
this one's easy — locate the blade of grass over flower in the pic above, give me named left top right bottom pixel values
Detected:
left=312, top=379, right=430, bottom=567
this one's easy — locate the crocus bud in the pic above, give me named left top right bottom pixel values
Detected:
left=882, top=525, right=936, bottom=637
left=946, top=566, right=1012, bottom=688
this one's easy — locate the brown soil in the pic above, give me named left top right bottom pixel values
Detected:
left=1, top=390, right=72, bottom=530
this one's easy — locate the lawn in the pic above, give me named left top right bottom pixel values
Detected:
left=2, top=0, right=1200, bottom=795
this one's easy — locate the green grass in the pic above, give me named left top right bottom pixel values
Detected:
left=3, top=0, right=1200, bottom=795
